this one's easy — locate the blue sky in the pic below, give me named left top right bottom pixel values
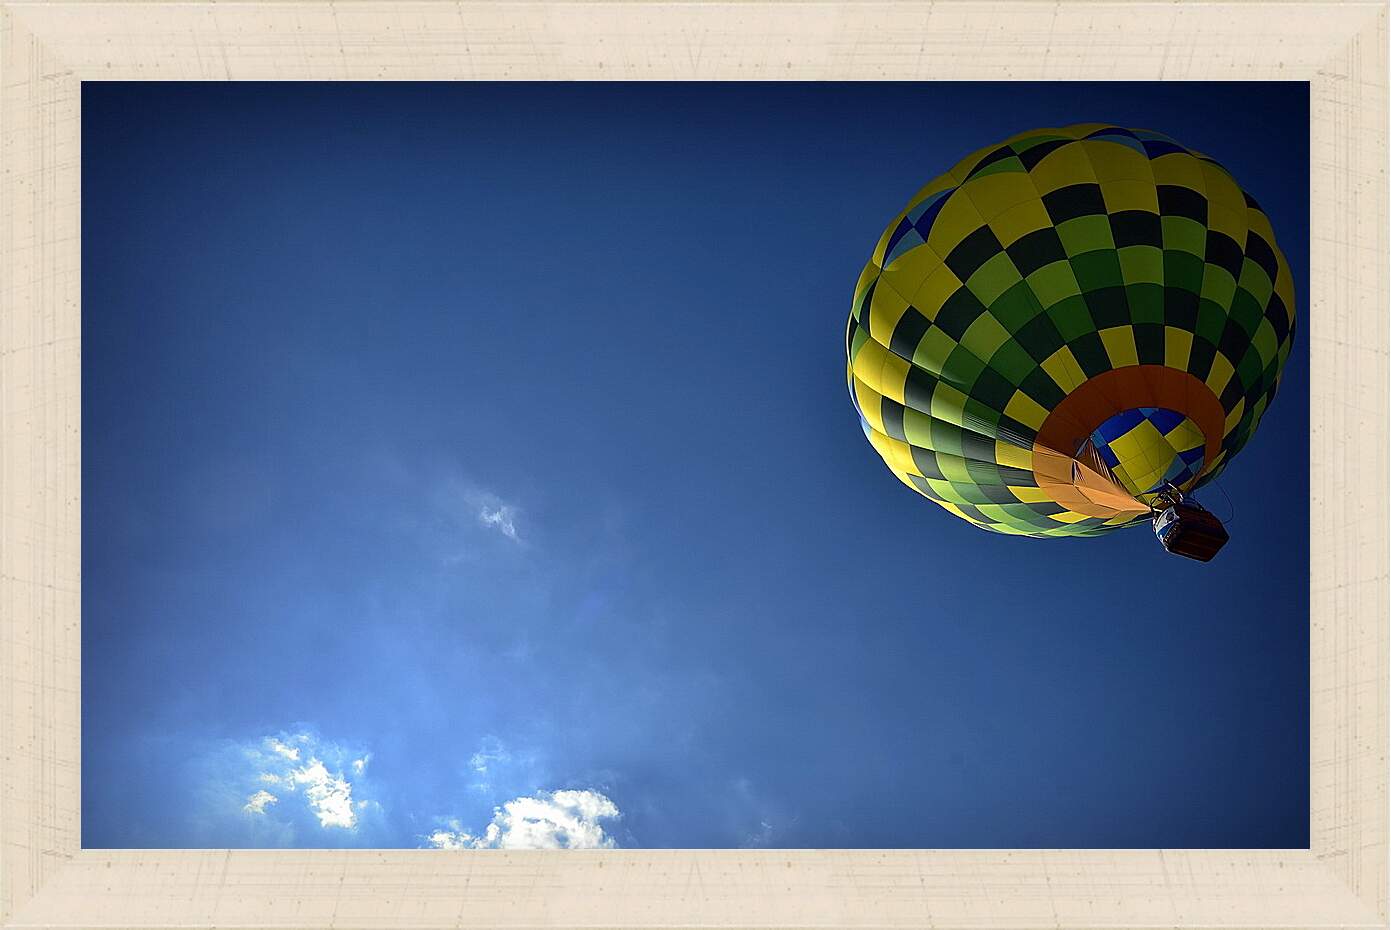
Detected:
left=82, top=81, right=1309, bottom=850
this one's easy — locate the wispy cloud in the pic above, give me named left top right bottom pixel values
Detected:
left=467, top=736, right=514, bottom=793
left=438, top=472, right=525, bottom=545
left=458, top=735, right=552, bottom=799
left=730, top=776, right=795, bottom=849
left=267, top=737, right=300, bottom=761
left=403, top=470, right=529, bottom=561
left=243, top=789, right=278, bottom=815
left=742, top=819, right=776, bottom=848
left=423, top=789, right=621, bottom=849
left=476, top=500, right=519, bottom=541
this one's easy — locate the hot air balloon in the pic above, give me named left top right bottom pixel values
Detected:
left=846, top=124, right=1295, bottom=561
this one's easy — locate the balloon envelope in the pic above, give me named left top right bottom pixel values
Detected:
left=846, top=124, right=1296, bottom=537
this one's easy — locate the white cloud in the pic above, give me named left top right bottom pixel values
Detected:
left=289, top=758, right=358, bottom=829
left=423, top=818, right=472, bottom=850
left=267, top=737, right=300, bottom=761
left=243, top=790, right=278, bottom=815
left=424, top=789, right=620, bottom=850
left=222, top=731, right=373, bottom=834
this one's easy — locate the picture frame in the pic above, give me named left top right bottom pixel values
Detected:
left=1, top=1, right=1384, bottom=927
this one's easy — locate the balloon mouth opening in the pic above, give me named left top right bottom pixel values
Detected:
left=1029, top=366, right=1227, bottom=523
left=1079, top=406, right=1208, bottom=501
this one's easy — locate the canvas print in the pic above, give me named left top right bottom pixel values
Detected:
left=83, top=81, right=1309, bottom=850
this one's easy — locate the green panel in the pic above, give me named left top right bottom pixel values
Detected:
left=1125, top=283, right=1165, bottom=325
left=1161, top=214, right=1207, bottom=255
left=966, top=251, right=1024, bottom=306
left=1163, top=250, right=1205, bottom=295
left=1025, top=260, right=1083, bottom=308
left=1056, top=214, right=1115, bottom=256
left=987, top=341, right=1038, bottom=386
left=1045, top=294, right=1095, bottom=342
left=989, top=280, right=1047, bottom=331
left=1119, top=244, right=1164, bottom=286
left=1070, top=250, right=1125, bottom=293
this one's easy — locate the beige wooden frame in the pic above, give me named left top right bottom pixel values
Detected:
left=1, top=2, right=1385, bottom=927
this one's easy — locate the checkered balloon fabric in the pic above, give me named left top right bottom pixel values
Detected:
left=846, top=124, right=1296, bottom=538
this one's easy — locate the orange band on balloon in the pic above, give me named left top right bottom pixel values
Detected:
left=1030, top=365, right=1227, bottom=520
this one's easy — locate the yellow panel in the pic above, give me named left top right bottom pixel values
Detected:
left=1163, top=326, right=1193, bottom=370
left=1081, top=139, right=1152, bottom=182
left=924, top=194, right=988, bottom=257
left=1003, top=390, right=1050, bottom=430
left=849, top=338, right=908, bottom=404
left=1165, top=418, right=1205, bottom=452
left=868, top=429, right=921, bottom=478
left=866, top=277, right=911, bottom=345
left=1149, top=151, right=1205, bottom=190
left=1099, top=178, right=1159, bottom=214
left=1008, top=485, right=1055, bottom=504
left=1048, top=509, right=1093, bottom=524
left=1200, top=161, right=1247, bottom=215
left=889, top=468, right=924, bottom=494
left=987, top=199, right=1052, bottom=247
left=878, top=350, right=911, bottom=404
left=1245, top=206, right=1276, bottom=245
left=880, top=231, right=945, bottom=286
left=995, top=440, right=1033, bottom=470
left=958, top=171, right=1038, bottom=221
left=936, top=499, right=971, bottom=522
left=1205, top=351, right=1236, bottom=397
left=852, top=374, right=887, bottom=435
left=1111, top=423, right=1170, bottom=495
left=904, top=176, right=959, bottom=213
left=1223, top=397, right=1247, bottom=436
left=1106, top=423, right=1156, bottom=468
left=1039, top=345, right=1088, bottom=393
left=1028, top=142, right=1098, bottom=194
left=849, top=328, right=889, bottom=382
left=913, top=263, right=965, bottom=319
left=871, top=211, right=908, bottom=266
left=1098, top=326, right=1140, bottom=368
left=1207, top=202, right=1247, bottom=248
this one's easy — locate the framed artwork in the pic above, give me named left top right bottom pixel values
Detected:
left=1, top=2, right=1385, bottom=928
